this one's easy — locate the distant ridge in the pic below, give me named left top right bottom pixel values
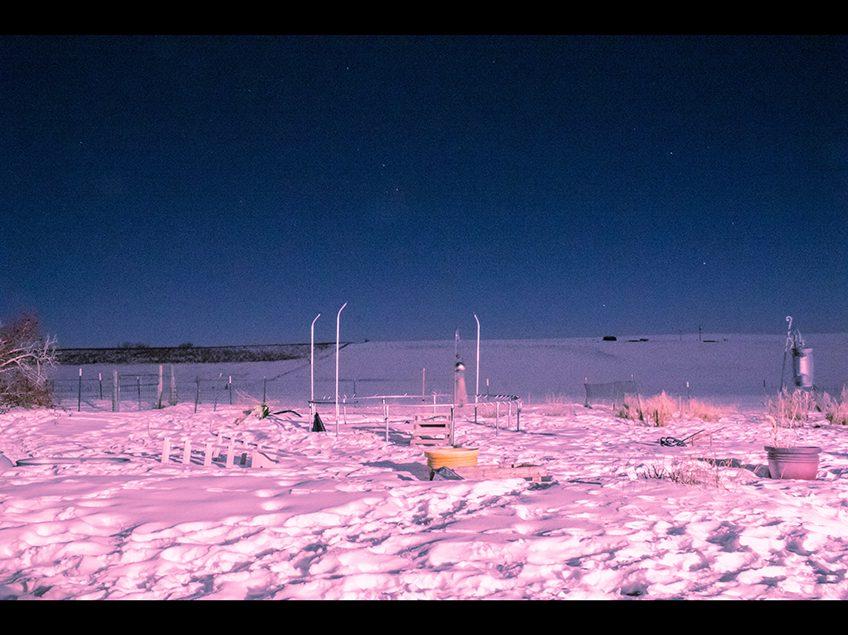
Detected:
left=55, top=342, right=352, bottom=365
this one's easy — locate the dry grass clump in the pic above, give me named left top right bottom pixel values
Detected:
left=617, top=391, right=676, bottom=427
left=638, top=457, right=724, bottom=488
left=765, top=388, right=814, bottom=429
left=763, top=388, right=816, bottom=447
left=820, top=387, right=848, bottom=426
left=686, top=399, right=726, bottom=422
left=536, top=393, right=576, bottom=417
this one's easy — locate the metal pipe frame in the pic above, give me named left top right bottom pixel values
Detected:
left=335, top=302, right=348, bottom=435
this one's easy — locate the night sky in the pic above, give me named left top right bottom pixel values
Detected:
left=1, top=35, right=846, bottom=347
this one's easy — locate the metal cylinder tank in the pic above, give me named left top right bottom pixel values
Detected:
left=792, top=347, right=814, bottom=389
left=454, top=360, right=468, bottom=407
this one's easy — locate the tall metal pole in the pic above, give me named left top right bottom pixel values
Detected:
left=474, top=313, right=480, bottom=423
left=335, top=302, right=348, bottom=435
left=310, top=313, right=321, bottom=415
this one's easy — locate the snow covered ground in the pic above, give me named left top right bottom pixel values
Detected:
left=2, top=334, right=848, bottom=599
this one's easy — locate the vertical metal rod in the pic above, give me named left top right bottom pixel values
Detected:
left=169, top=364, right=176, bottom=406
left=98, top=372, right=103, bottom=400
left=194, top=377, right=200, bottom=413
left=335, top=302, right=348, bottom=435
left=228, top=375, right=233, bottom=405
left=449, top=406, right=456, bottom=446
left=113, top=369, right=119, bottom=412
left=383, top=398, right=389, bottom=443
left=157, top=365, right=164, bottom=409
left=77, top=368, right=82, bottom=412
left=310, top=313, right=321, bottom=415
left=473, top=313, right=480, bottom=424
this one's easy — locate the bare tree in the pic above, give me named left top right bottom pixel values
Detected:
left=0, top=314, right=56, bottom=407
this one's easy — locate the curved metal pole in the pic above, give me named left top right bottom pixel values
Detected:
left=474, top=313, right=480, bottom=423
left=310, top=313, right=321, bottom=415
left=335, top=302, right=348, bottom=435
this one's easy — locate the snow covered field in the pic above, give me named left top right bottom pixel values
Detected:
left=2, top=334, right=848, bottom=599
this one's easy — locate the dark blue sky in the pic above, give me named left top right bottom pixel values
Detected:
left=1, top=35, right=846, bottom=346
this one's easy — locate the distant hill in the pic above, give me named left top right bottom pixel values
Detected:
left=55, top=342, right=348, bottom=365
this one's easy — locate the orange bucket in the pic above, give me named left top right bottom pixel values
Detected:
left=424, top=447, right=479, bottom=471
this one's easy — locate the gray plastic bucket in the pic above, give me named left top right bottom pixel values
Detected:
left=765, top=446, right=821, bottom=480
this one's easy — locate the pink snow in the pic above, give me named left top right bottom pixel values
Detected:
left=1, top=335, right=848, bottom=599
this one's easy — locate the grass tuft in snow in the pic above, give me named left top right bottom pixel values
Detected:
left=765, top=388, right=814, bottom=429
left=638, top=457, right=727, bottom=488
left=616, top=392, right=675, bottom=427
left=820, top=387, right=848, bottom=426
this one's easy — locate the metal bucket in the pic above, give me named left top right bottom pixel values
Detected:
left=765, top=446, right=821, bottom=480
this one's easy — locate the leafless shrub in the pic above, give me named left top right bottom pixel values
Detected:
left=0, top=314, right=56, bottom=407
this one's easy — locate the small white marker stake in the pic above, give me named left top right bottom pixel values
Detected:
left=182, top=440, right=191, bottom=465
left=161, top=438, right=171, bottom=464
left=204, top=441, right=213, bottom=467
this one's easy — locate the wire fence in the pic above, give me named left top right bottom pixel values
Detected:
left=48, top=367, right=301, bottom=413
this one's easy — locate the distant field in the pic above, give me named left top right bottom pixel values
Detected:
left=48, top=334, right=848, bottom=410
left=55, top=342, right=345, bottom=365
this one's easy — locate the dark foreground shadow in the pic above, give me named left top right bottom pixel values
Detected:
left=363, top=460, right=431, bottom=481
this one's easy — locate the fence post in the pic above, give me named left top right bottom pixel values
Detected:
left=157, top=365, right=164, bottom=409
left=383, top=398, right=389, bottom=443
left=194, top=377, right=200, bottom=413
left=77, top=368, right=82, bottom=412
left=112, top=370, right=119, bottom=412
left=98, top=372, right=103, bottom=400
left=169, top=364, right=177, bottom=406
left=228, top=375, right=233, bottom=405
